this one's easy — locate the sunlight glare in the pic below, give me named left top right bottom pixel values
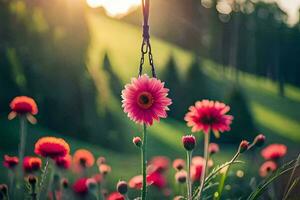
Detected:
left=87, top=0, right=141, bottom=17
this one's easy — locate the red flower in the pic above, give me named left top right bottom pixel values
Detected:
left=128, top=175, right=143, bottom=190
left=3, top=155, right=19, bottom=169
left=73, top=149, right=95, bottom=168
left=147, top=171, right=166, bottom=189
left=172, top=159, right=185, bottom=171
left=175, top=170, right=187, bottom=183
left=107, top=192, right=125, bottom=200
left=261, top=144, right=287, bottom=160
left=132, top=137, right=142, bottom=147
left=23, top=156, right=42, bottom=173
left=34, top=137, right=70, bottom=159
left=55, top=155, right=72, bottom=169
left=72, top=178, right=88, bottom=195
left=259, top=161, right=277, bottom=177
left=149, top=156, right=170, bottom=172
left=184, top=100, right=233, bottom=137
left=182, top=135, right=196, bottom=151
left=208, top=143, right=219, bottom=154
left=9, top=96, right=38, bottom=115
left=92, top=174, right=103, bottom=184
left=99, top=164, right=112, bottom=175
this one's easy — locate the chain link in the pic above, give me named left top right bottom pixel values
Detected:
left=138, top=0, right=157, bottom=78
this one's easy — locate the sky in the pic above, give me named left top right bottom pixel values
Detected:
left=86, top=0, right=300, bottom=25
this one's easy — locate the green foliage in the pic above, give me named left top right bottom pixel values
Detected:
left=162, top=55, right=183, bottom=120
left=219, top=86, right=257, bottom=144
left=247, top=158, right=300, bottom=200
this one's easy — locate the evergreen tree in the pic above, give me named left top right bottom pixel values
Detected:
left=161, top=55, right=182, bottom=119
left=217, top=86, right=257, bottom=144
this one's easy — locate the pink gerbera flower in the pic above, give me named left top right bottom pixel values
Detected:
left=261, top=144, right=287, bottom=160
left=184, top=100, right=233, bottom=137
left=121, top=74, right=172, bottom=126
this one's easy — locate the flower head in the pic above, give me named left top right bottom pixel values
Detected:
left=121, top=74, right=172, bottom=126
left=73, top=149, right=95, bottom=168
left=239, top=140, right=249, bottom=153
left=96, top=157, right=106, bottom=166
left=132, top=137, right=142, bottom=147
left=253, top=134, right=266, bottom=147
left=261, top=144, right=287, bottom=160
left=182, top=135, right=196, bottom=151
left=175, top=170, right=187, bottom=183
left=128, top=175, right=143, bottom=190
left=34, top=137, right=70, bottom=159
left=208, top=143, right=219, bottom=155
left=107, top=192, right=125, bottom=200
left=72, top=178, right=88, bottom=195
left=99, top=164, right=111, bottom=175
left=172, top=159, right=185, bottom=171
left=149, top=156, right=170, bottom=172
left=259, top=161, right=277, bottom=177
left=23, top=156, right=42, bottom=173
left=184, top=100, right=233, bottom=137
left=92, top=174, right=103, bottom=184
left=147, top=171, right=166, bottom=189
left=86, top=178, right=97, bottom=191
left=3, top=155, right=19, bottom=169
left=27, top=175, right=38, bottom=185
left=9, top=96, right=38, bottom=115
left=116, top=181, right=128, bottom=194
left=55, top=155, right=72, bottom=169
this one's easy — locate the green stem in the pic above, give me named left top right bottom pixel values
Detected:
left=38, top=158, right=49, bottom=200
left=198, top=131, right=210, bottom=200
left=18, top=116, right=27, bottom=176
left=186, top=151, right=192, bottom=200
left=141, top=123, right=147, bottom=200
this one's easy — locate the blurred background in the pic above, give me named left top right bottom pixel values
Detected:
left=0, top=0, right=300, bottom=198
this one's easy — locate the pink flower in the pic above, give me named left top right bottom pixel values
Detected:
left=184, top=100, right=233, bottom=137
left=261, top=144, right=287, bottom=160
left=72, top=178, right=88, bottom=195
left=208, top=143, right=219, bottom=154
left=149, top=156, right=170, bottom=172
left=121, top=74, right=172, bottom=126
left=107, top=192, right=125, bottom=200
left=259, top=161, right=277, bottom=177
left=172, top=159, right=185, bottom=171
left=147, top=171, right=167, bottom=189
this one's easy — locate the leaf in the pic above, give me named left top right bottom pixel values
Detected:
left=203, top=182, right=219, bottom=192
left=247, top=159, right=300, bottom=200
left=282, top=153, right=300, bottom=199
left=283, top=177, right=300, bottom=200
left=192, top=160, right=243, bottom=199
left=214, top=166, right=229, bottom=200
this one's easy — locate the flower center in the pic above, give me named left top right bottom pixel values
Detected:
left=137, top=92, right=153, bottom=109
left=200, top=115, right=218, bottom=125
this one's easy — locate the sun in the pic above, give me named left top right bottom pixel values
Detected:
left=87, top=0, right=141, bottom=17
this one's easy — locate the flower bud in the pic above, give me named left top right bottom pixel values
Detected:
left=182, top=135, right=196, bottom=151
left=86, top=178, right=97, bottom=191
left=253, top=134, right=266, bottom=147
left=172, top=159, right=185, bottom=171
left=28, top=175, right=37, bottom=185
left=96, top=157, right=106, bottom=166
left=133, top=137, right=142, bottom=147
left=61, top=178, right=69, bottom=189
left=116, top=181, right=128, bottom=194
left=239, top=140, right=249, bottom=153
left=208, top=143, right=219, bottom=155
left=0, top=184, right=8, bottom=196
left=175, top=170, right=187, bottom=184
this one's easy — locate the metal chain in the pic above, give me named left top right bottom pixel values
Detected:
left=138, top=0, right=157, bottom=78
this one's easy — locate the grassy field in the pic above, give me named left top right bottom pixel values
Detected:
left=1, top=11, right=300, bottom=191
